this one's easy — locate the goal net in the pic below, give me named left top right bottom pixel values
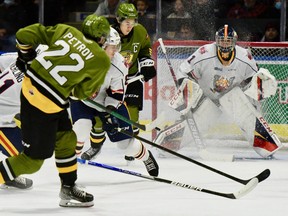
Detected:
left=148, top=40, right=288, bottom=154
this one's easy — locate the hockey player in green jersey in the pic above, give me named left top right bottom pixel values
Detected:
left=81, top=2, right=159, bottom=177
left=0, top=14, right=111, bottom=207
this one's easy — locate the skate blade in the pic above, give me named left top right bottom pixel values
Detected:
left=59, top=199, right=94, bottom=208
left=0, top=184, right=33, bottom=190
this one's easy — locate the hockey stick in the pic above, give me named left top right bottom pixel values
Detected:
left=125, top=74, right=144, bottom=85
left=77, top=158, right=258, bottom=199
left=118, top=128, right=271, bottom=185
left=86, top=99, right=268, bottom=182
left=85, top=99, right=164, bottom=131
left=158, top=38, right=234, bottom=161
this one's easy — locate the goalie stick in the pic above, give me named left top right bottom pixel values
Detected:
left=86, top=99, right=164, bottom=131
left=118, top=128, right=271, bottom=185
left=77, top=158, right=258, bottom=199
left=157, top=38, right=234, bottom=162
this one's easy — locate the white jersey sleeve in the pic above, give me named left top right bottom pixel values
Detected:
left=177, top=43, right=258, bottom=101
left=0, top=54, right=23, bottom=127
left=0, top=52, right=18, bottom=71
left=83, top=52, right=128, bottom=111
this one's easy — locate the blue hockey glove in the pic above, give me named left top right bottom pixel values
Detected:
left=102, top=106, right=120, bottom=135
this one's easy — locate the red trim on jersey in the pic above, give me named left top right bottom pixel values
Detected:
left=0, top=133, right=18, bottom=156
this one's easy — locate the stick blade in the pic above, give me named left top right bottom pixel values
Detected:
left=233, top=178, right=259, bottom=199
left=256, top=168, right=271, bottom=183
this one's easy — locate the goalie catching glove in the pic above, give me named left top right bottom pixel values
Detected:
left=244, top=68, right=277, bottom=101
left=169, top=78, right=203, bottom=115
left=139, top=57, right=156, bottom=82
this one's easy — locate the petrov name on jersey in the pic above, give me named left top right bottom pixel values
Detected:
left=63, top=32, right=95, bottom=60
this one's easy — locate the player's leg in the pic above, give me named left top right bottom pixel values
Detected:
left=81, top=115, right=106, bottom=160
left=70, top=100, right=95, bottom=156
left=0, top=127, right=33, bottom=189
left=0, top=95, right=50, bottom=188
left=55, top=109, right=94, bottom=207
left=219, top=87, right=283, bottom=158
left=114, top=104, right=159, bottom=176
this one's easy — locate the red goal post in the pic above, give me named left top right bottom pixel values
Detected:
left=150, top=40, right=288, bottom=142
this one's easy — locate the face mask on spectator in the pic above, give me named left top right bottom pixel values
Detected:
left=275, top=2, right=281, bottom=10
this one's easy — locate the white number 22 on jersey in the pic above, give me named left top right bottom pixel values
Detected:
left=36, top=40, right=84, bottom=85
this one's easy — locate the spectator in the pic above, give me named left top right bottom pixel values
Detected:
left=135, top=0, right=156, bottom=37
left=94, top=0, right=125, bottom=17
left=261, top=22, right=280, bottom=42
left=135, top=0, right=152, bottom=17
left=167, top=0, right=191, bottom=18
left=264, top=0, right=281, bottom=18
left=190, top=0, right=216, bottom=40
left=227, top=0, right=269, bottom=19
left=176, top=23, right=198, bottom=40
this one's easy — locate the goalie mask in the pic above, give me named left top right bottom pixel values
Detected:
left=215, top=24, right=238, bottom=61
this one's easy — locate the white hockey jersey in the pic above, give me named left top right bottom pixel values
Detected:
left=0, top=53, right=23, bottom=127
left=177, top=43, right=258, bottom=101
left=83, top=52, right=128, bottom=111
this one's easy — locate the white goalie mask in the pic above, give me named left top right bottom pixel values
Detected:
left=102, top=27, right=121, bottom=52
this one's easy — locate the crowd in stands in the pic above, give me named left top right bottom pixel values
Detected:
left=0, top=0, right=285, bottom=52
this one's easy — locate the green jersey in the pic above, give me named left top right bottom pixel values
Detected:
left=16, top=23, right=110, bottom=104
left=114, top=23, right=152, bottom=75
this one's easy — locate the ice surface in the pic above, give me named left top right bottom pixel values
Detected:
left=1, top=140, right=287, bottom=216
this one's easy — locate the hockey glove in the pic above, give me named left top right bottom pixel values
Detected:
left=244, top=68, right=277, bottom=101
left=16, top=48, right=37, bottom=73
left=139, top=57, right=156, bottom=82
left=102, top=106, right=120, bottom=135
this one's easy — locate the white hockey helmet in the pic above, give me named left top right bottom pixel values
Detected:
left=102, top=27, right=121, bottom=52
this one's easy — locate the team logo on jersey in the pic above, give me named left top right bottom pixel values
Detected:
left=120, top=50, right=133, bottom=68
left=211, top=75, right=235, bottom=93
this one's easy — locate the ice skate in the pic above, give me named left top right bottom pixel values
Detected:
left=59, top=184, right=94, bottom=207
left=143, top=151, right=159, bottom=177
left=81, top=146, right=101, bottom=160
left=2, top=176, right=33, bottom=189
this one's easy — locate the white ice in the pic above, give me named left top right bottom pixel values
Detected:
left=0, top=139, right=287, bottom=216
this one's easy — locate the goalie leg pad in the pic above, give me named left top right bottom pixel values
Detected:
left=153, top=121, right=185, bottom=157
left=219, top=87, right=282, bottom=157
left=193, top=98, right=222, bottom=133
left=253, top=117, right=283, bottom=158
left=219, top=87, right=256, bottom=141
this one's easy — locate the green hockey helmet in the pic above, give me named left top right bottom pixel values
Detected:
left=116, top=3, right=138, bottom=22
left=82, top=14, right=110, bottom=43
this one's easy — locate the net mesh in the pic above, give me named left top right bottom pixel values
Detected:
left=151, top=40, right=288, bottom=145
